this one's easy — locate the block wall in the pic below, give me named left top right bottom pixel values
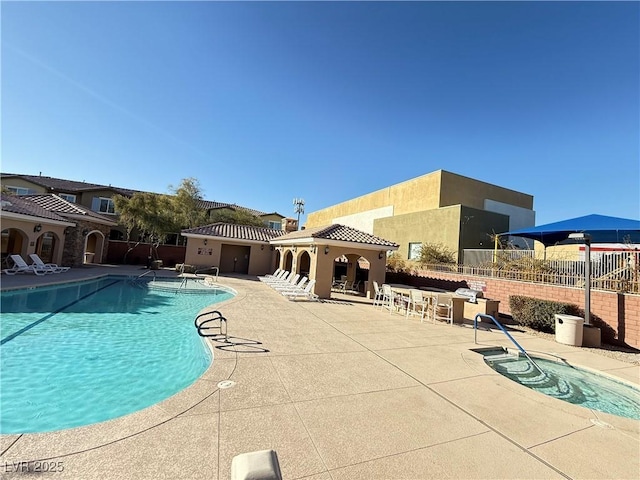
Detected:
left=413, top=269, right=640, bottom=349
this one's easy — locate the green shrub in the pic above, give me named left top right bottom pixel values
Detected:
left=418, top=243, right=456, bottom=265
left=386, top=252, right=408, bottom=273
left=509, top=295, right=581, bottom=333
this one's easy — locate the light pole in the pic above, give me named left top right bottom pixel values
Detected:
left=293, top=198, right=305, bottom=230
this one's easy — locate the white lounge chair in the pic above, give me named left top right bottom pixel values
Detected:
left=3, top=254, right=50, bottom=276
left=29, top=254, right=70, bottom=273
left=272, top=273, right=300, bottom=290
left=283, top=279, right=319, bottom=301
left=263, top=270, right=290, bottom=285
left=277, top=276, right=308, bottom=293
left=259, top=268, right=282, bottom=282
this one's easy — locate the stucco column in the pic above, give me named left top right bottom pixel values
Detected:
left=367, top=255, right=387, bottom=299
left=312, top=246, right=334, bottom=299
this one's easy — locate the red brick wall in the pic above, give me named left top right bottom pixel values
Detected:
left=411, top=269, right=640, bottom=349
left=105, top=241, right=186, bottom=267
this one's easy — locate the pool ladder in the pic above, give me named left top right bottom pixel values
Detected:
left=178, top=265, right=219, bottom=291
left=195, top=310, right=227, bottom=342
left=474, top=314, right=547, bottom=379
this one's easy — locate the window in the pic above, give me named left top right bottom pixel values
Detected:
left=267, top=221, right=282, bottom=230
left=5, top=186, right=37, bottom=195
left=91, top=196, right=115, bottom=214
left=408, top=242, right=422, bottom=260
left=58, top=193, right=76, bottom=203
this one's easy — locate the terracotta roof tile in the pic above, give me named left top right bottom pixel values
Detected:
left=22, top=194, right=118, bottom=225
left=0, top=194, right=68, bottom=222
left=2, top=173, right=281, bottom=218
left=182, top=223, right=284, bottom=242
left=1, top=173, right=137, bottom=196
left=197, top=200, right=269, bottom=217
left=274, top=224, right=398, bottom=247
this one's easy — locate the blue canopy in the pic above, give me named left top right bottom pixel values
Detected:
left=502, top=214, right=640, bottom=247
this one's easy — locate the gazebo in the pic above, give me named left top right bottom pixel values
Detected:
left=270, top=224, right=399, bottom=299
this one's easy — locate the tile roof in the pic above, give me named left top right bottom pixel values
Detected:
left=22, top=194, right=118, bottom=225
left=0, top=194, right=69, bottom=222
left=1, top=173, right=138, bottom=196
left=3, top=173, right=281, bottom=218
left=274, top=224, right=399, bottom=247
left=182, top=223, right=284, bottom=242
left=197, top=200, right=269, bottom=217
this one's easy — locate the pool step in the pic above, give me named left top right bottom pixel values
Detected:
left=484, top=352, right=520, bottom=363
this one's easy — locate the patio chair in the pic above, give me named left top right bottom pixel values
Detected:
left=372, top=281, right=384, bottom=307
left=29, top=254, right=70, bottom=273
left=338, top=279, right=353, bottom=294
left=381, top=284, right=400, bottom=313
left=3, top=254, right=49, bottom=276
left=283, top=279, right=319, bottom=301
left=432, top=293, right=454, bottom=325
left=406, top=289, right=429, bottom=322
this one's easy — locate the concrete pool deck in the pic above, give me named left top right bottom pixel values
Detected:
left=1, top=266, right=638, bottom=479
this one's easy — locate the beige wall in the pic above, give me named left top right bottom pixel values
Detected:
left=439, top=171, right=533, bottom=210
left=184, top=237, right=274, bottom=276
left=375, top=206, right=462, bottom=260
left=1, top=219, right=68, bottom=266
left=1, top=178, right=48, bottom=194
left=306, top=170, right=533, bottom=230
left=306, top=171, right=443, bottom=227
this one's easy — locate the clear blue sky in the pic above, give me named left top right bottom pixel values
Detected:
left=2, top=1, right=638, bottom=226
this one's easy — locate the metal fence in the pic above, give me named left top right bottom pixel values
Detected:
left=424, top=249, right=640, bottom=294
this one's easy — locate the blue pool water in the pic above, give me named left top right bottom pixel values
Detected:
left=0, top=277, right=234, bottom=434
left=485, top=353, right=640, bottom=420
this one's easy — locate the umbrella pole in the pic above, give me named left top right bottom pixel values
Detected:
left=585, top=240, right=591, bottom=325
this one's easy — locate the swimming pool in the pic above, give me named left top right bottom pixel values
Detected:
left=0, top=276, right=235, bottom=434
left=483, top=350, right=640, bottom=420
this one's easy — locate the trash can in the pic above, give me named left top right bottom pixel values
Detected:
left=554, top=314, right=584, bottom=346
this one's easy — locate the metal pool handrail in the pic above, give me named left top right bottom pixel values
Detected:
left=194, top=310, right=227, bottom=341
left=136, top=270, right=156, bottom=281
left=195, top=266, right=219, bottom=282
left=474, top=313, right=547, bottom=379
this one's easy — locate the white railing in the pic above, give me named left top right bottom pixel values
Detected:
left=420, top=249, right=640, bottom=293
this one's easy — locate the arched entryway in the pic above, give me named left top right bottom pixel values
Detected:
left=297, top=251, right=311, bottom=277
left=35, top=231, right=62, bottom=264
left=1, top=228, right=27, bottom=267
left=84, top=230, right=106, bottom=264
left=283, top=250, right=293, bottom=272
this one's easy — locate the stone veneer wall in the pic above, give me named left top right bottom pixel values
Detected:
left=62, top=221, right=111, bottom=267
left=411, top=269, right=640, bottom=350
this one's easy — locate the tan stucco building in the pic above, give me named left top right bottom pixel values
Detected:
left=0, top=193, right=117, bottom=268
left=305, top=170, right=535, bottom=262
left=182, top=223, right=398, bottom=299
